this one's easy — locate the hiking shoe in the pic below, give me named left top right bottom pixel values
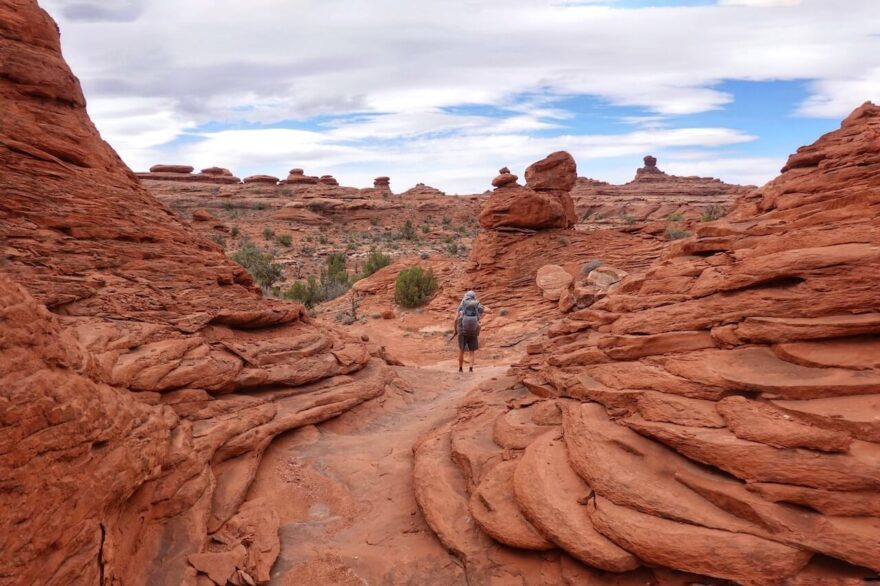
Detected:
left=458, top=366, right=463, bottom=372
left=469, top=366, right=473, bottom=372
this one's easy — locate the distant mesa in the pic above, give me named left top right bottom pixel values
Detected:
left=399, top=183, right=447, bottom=198
left=242, top=174, right=280, bottom=185
left=150, top=164, right=194, bottom=174
left=138, top=164, right=241, bottom=184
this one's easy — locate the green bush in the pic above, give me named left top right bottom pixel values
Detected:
left=232, top=241, right=283, bottom=289
left=447, top=242, right=460, bottom=255
left=361, top=249, right=392, bottom=278
left=283, top=253, right=353, bottom=307
left=211, top=233, right=227, bottom=249
left=394, top=266, right=438, bottom=308
left=275, top=234, right=292, bottom=247
left=421, top=223, right=430, bottom=234
left=263, top=227, right=275, bottom=240
left=230, top=226, right=240, bottom=237
left=666, top=212, right=684, bottom=222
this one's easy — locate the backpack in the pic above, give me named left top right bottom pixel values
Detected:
left=460, top=299, right=481, bottom=336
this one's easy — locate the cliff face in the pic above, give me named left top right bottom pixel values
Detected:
left=0, top=2, right=387, bottom=584
left=414, top=104, right=880, bottom=583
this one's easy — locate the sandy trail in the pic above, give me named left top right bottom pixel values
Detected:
left=247, top=358, right=510, bottom=585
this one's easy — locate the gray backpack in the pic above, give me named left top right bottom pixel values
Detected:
left=460, top=300, right=480, bottom=336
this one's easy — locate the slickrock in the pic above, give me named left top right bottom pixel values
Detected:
left=513, top=430, right=640, bottom=571
left=588, top=496, right=812, bottom=585
left=0, top=3, right=388, bottom=584
left=416, top=102, right=880, bottom=582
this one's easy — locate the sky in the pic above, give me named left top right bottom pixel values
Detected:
left=41, top=0, right=880, bottom=194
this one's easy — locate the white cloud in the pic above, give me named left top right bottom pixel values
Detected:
left=37, top=0, right=880, bottom=191
left=718, top=0, right=802, bottom=6
left=663, top=155, right=782, bottom=186
left=796, top=67, right=880, bottom=118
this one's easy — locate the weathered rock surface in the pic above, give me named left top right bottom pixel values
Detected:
left=0, top=3, right=388, bottom=584
left=415, top=103, right=880, bottom=583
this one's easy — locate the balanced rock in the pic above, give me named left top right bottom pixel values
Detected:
left=284, top=168, right=319, bottom=185
left=525, top=151, right=577, bottom=192
left=319, top=175, right=339, bottom=186
left=491, top=167, right=519, bottom=188
left=479, top=152, right=578, bottom=230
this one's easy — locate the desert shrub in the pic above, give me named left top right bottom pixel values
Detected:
left=394, top=266, right=438, bottom=308
left=447, top=242, right=460, bottom=255
left=262, top=227, right=275, bottom=240
left=361, top=249, right=392, bottom=278
left=319, top=234, right=329, bottom=245
left=665, top=227, right=691, bottom=241
left=558, top=236, right=571, bottom=246
left=230, top=226, right=240, bottom=237
left=284, top=253, right=353, bottom=307
left=369, top=217, right=380, bottom=226
left=453, top=225, right=466, bottom=234
left=211, top=233, right=227, bottom=248
left=499, top=308, right=509, bottom=317
left=346, top=242, right=357, bottom=251
left=400, top=219, right=417, bottom=241
left=421, top=223, right=430, bottom=234
left=701, top=204, right=726, bottom=222
left=232, top=241, right=283, bottom=289
left=666, top=212, right=684, bottom=222
left=222, top=202, right=234, bottom=211
left=254, top=202, right=266, bottom=211
left=420, top=252, right=430, bottom=260
left=275, top=234, right=292, bottom=247
left=442, top=216, right=451, bottom=226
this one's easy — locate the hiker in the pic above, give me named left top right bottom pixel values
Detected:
left=456, top=290, right=485, bottom=372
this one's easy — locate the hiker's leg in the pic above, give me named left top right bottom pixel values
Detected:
left=458, top=348, right=464, bottom=370
left=469, top=350, right=475, bottom=371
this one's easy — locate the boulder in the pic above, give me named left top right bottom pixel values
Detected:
left=587, top=265, right=628, bottom=288
left=191, top=208, right=217, bottom=222
left=524, top=151, right=577, bottom=192
left=536, top=265, right=573, bottom=301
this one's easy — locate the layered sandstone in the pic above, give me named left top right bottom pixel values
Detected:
left=0, top=3, right=390, bottom=584
left=137, top=164, right=242, bottom=185
left=414, top=105, right=880, bottom=583
left=573, top=155, right=752, bottom=229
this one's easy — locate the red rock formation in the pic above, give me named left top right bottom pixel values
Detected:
left=479, top=151, right=579, bottom=230
left=242, top=174, right=279, bottom=185
left=281, top=167, right=319, bottom=185
left=0, top=3, right=388, bottom=584
left=414, top=104, right=880, bottom=583
left=138, top=165, right=242, bottom=185
left=573, top=155, right=752, bottom=229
